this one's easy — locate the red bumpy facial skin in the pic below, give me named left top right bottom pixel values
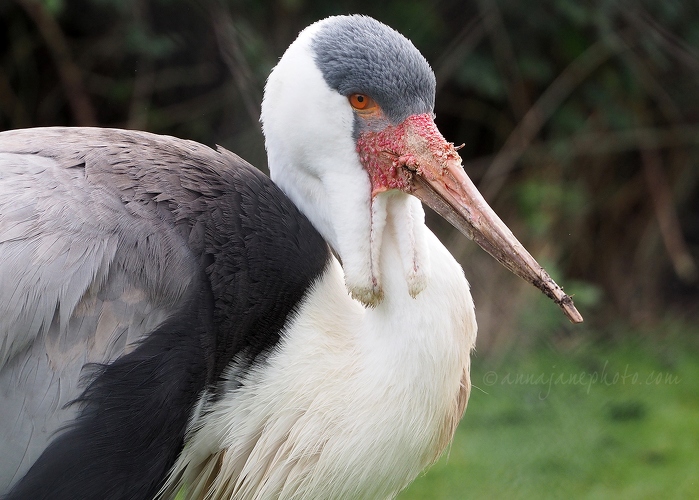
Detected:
left=355, top=112, right=584, bottom=324
left=356, top=113, right=460, bottom=197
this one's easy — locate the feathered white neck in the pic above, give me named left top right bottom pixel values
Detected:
left=261, top=21, right=430, bottom=307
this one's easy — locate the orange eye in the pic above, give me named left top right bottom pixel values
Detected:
left=349, top=94, right=378, bottom=111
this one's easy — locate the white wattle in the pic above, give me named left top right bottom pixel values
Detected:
left=382, top=191, right=431, bottom=298
left=161, top=227, right=476, bottom=499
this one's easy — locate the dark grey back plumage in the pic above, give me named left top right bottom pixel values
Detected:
left=0, top=127, right=330, bottom=499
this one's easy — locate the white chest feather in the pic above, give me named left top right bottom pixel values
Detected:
left=161, top=230, right=476, bottom=500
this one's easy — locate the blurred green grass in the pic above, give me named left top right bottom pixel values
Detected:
left=399, top=321, right=699, bottom=499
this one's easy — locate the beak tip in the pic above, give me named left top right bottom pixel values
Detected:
left=560, top=297, right=584, bottom=324
left=536, top=274, right=584, bottom=324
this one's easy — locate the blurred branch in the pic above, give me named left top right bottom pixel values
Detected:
left=480, top=36, right=622, bottom=200
left=559, top=125, right=699, bottom=155
left=207, top=1, right=261, bottom=128
left=641, top=148, right=698, bottom=283
left=434, top=15, right=486, bottom=92
left=620, top=4, right=699, bottom=72
left=611, top=31, right=696, bottom=282
left=16, top=0, right=96, bottom=126
left=464, top=124, right=699, bottom=174
left=477, top=0, right=530, bottom=119
left=612, top=31, right=683, bottom=122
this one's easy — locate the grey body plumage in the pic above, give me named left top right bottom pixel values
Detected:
left=0, top=127, right=329, bottom=498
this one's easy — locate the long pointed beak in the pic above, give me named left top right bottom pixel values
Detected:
left=358, top=114, right=583, bottom=323
left=412, top=158, right=583, bottom=323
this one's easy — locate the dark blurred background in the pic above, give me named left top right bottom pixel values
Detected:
left=3, top=1, right=698, bottom=497
left=2, top=0, right=697, bottom=349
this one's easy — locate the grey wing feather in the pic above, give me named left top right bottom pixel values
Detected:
left=0, top=128, right=205, bottom=489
